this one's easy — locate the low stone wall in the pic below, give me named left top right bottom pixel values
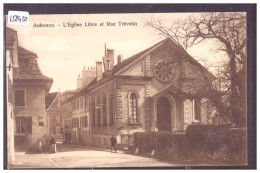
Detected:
left=133, top=132, right=185, bottom=154
left=26, top=133, right=53, bottom=153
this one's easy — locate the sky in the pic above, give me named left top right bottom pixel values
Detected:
left=7, top=13, right=227, bottom=92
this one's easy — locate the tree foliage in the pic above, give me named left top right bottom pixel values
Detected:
left=145, top=12, right=247, bottom=127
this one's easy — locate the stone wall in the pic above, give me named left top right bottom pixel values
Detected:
left=115, top=79, right=147, bottom=135
left=14, top=84, right=47, bottom=149
left=6, top=49, right=15, bottom=164
left=88, top=80, right=117, bottom=146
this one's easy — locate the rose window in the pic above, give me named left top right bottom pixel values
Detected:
left=154, top=58, right=174, bottom=82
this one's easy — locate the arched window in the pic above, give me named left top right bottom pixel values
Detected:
left=103, top=94, right=107, bottom=125
left=129, top=92, right=138, bottom=122
left=97, top=96, right=101, bottom=126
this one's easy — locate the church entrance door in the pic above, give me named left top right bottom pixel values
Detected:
left=157, top=96, right=171, bottom=132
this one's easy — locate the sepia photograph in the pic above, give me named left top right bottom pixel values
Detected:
left=4, top=4, right=256, bottom=169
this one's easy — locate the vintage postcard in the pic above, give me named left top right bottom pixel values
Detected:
left=4, top=4, right=255, bottom=169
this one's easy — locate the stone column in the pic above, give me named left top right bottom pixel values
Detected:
left=115, top=89, right=123, bottom=132
left=144, top=84, right=152, bottom=131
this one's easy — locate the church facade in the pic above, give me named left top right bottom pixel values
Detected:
left=63, top=38, right=215, bottom=148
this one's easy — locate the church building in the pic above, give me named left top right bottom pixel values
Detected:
left=63, top=38, right=215, bottom=148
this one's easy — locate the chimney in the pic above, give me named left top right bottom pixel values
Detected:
left=77, top=74, right=82, bottom=90
left=107, top=49, right=114, bottom=70
left=117, top=54, right=123, bottom=64
left=82, top=66, right=96, bottom=87
left=103, top=45, right=114, bottom=71
left=96, top=61, right=103, bottom=82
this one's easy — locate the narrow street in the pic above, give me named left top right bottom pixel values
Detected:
left=9, top=144, right=176, bottom=168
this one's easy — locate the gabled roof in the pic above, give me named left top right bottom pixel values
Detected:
left=18, top=46, right=38, bottom=56
left=6, top=27, right=17, bottom=48
left=113, top=37, right=216, bottom=81
left=112, top=38, right=168, bottom=74
left=183, top=51, right=216, bottom=81
left=45, top=92, right=58, bottom=109
left=13, top=46, right=53, bottom=93
left=13, top=46, right=53, bottom=81
left=152, top=84, right=185, bottom=99
left=6, top=27, right=17, bottom=32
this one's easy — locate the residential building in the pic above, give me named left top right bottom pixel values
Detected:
left=5, top=27, right=19, bottom=164
left=46, top=92, right=63, bottom=142
left=61, top=90, right=77, bottom=143
left=11, top=28, right=53, bottom=151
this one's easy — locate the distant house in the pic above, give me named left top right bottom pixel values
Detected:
left=63, top=38, right=216, bottom=149
left=60, top=90, right=76, bottom=143
left=46, top=92, right=63, bottom=142
left=11, top=28, right=53, bottom=151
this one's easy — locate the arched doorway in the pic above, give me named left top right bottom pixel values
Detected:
left=157, top=96, right=171, bottom=131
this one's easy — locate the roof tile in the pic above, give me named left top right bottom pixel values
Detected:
left=13, top=46, right=53, bottom=81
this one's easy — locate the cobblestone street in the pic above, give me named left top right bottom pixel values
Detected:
left=9, top=144, right=176, bottom=168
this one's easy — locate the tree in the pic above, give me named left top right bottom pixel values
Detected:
left=145, top=12, right=247, bottom=127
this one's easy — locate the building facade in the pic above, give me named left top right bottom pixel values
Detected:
left=61, top=90, right=76, bottom=143
left=46, top=92, right=63, bottom=142
left=62, top=67, right=95, bottom=145
left=11, top=29, right=53, bottom=151
left=6, top=27, right=19, bottom=164
left=63, top=38, right=215, bottom=148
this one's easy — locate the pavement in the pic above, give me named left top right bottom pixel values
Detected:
left=8, top=144, right=176, bottom=169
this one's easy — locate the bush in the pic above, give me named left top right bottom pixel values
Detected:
left=184, top=123, right=249, bottom=164
left=133, top=124, right=246, bottom=164
left=185, top=123, right=232, bottom=153
left=229, top=128, right=247, bottom=164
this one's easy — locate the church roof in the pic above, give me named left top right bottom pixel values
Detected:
left=112, top=37, right=215, bottom=81
left=112, top=38, right=167, bottom=74
left=69, top=38, right=173, bottom=100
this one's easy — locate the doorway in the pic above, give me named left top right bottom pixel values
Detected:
left=157, top=96, right=171, bottom=131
